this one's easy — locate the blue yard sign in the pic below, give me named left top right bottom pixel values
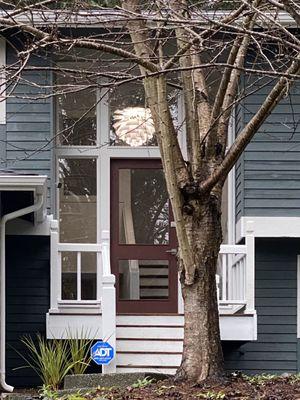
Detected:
left=91, top=341, right=114, bottom=365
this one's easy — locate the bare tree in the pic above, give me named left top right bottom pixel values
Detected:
left=1, top=0, right=300, bottom=383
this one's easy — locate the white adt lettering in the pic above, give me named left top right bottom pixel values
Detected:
left=94, top=348, right=112, bottom=357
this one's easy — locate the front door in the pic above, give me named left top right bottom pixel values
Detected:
left=111, top=159, right=178, bottom=313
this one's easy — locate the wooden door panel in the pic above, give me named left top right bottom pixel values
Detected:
left=111, top=159, right=178, bottom=314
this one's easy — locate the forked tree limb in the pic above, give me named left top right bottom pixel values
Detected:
left=200, top=57, right=300, bottom=193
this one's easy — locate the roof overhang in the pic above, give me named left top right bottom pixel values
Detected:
left=0, top=174, right=47, bottom=193
left=0, top=174, right=48, bottom=223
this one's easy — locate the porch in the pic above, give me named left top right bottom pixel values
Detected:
left=47, top=221, right=257, bottom=374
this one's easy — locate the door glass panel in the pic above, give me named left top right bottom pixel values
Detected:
left=118, top=168, right=169, bottom=245
left=119, top=260, right=169, bottom=300
left=81, top=252, right=97, bottom=300
left=59, top=158, right=97, bottom=243
left=61, top=251, right=77, bottom=300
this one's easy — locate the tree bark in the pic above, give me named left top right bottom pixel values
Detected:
left=176, top=194, right=224, bottom=382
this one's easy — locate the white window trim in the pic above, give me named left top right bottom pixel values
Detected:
left=0, top=37, right=5, bottom=125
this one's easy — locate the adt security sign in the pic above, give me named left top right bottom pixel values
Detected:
left=91, top=341, right=114, bottom=365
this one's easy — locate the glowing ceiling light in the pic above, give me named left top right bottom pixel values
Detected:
left=113, top=107, right=155, bottom=147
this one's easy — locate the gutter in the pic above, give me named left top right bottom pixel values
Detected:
left=0, top=193, right=44, bottom=392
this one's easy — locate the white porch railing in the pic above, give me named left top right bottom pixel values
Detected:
left=217, top=221, right=255, bottom=314
left=49, top=221, right=116, bottom=373
left=49, top=220, right=255, bottom=370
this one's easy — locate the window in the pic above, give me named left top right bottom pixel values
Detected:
left=55, top=63, right=100, bottom=305
left=56, top=70, right=97, bottom=146
left=119, top=260, right=169, bottom=300
left=118, top=168, right=169, bottom=245
left=109, top=81, right=157, bottom=147
left=108, top=81, right=179, bottom=147
left=58, top=158, right=97, bottom=243
left=61, top=251, right=97, bottom=301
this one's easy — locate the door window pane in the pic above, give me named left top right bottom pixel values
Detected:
left=118, top=168, right=169, bottom=245
left=119, top=260, right=169, bottom=300
left=59, top=158, right=97, bottom=243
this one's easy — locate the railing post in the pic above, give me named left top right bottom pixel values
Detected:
left=245, top=221, right=255, bottom=313
left=101, top=230, right=116, bottom=374
left=50, top=219, right=59, bottom=310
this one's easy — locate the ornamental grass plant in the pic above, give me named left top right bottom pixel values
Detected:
left=16, top=331, right=93, bottom=390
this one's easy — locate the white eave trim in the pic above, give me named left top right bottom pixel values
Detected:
left=0, top=174, right=48, bottom=223
left=236, top=216, right=300, bottom=241
left=0, top=175, right=47, bottom=192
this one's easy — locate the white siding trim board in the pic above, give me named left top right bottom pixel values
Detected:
left=236, top=217, right=300, bottom=242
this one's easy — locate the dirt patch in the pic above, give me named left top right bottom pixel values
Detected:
left=78, top=375, right=300, bottom=400
left=6, top=375, right=300, bottom=400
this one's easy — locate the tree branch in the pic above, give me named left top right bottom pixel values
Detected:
left=200, top=56, right=300, bottom=193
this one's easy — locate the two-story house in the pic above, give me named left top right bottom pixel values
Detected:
left=0, top=8, right=299, bottom=390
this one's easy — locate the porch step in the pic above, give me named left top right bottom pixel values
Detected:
left=116, top=315, right=183, bottom=374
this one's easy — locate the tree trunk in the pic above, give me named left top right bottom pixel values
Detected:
left=176, top=196, right=224, bottom=382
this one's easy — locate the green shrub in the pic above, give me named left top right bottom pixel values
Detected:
left=19, top=334, right=75, bottom=390
left=16, top=332, right=93, bottom=390
left=67, top=329, right=93, bottom=375
left=243, top=373, right=277, bottom=385
left=132, top=376, right=155, bottom=388
left=196, top=391, right=225, bottom=399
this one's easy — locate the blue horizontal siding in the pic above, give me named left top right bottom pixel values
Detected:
left=6, top=235, right=50, bottom=388
left=5, top=46, right=53, bottom=212
left=224, top=239, right=298, bottom=374
left=237, top=80, right=300, bottom=218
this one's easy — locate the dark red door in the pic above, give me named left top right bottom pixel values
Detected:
left=111, top=159, right=178, bottom=314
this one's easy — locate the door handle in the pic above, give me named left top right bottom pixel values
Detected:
left=166, top=248, right=177, bottom=256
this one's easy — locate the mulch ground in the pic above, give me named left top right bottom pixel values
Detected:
left=83, top=375, right=300, bottom=400
left=10, top=375, right=300, bottom=400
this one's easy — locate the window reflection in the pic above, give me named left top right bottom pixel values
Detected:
left=109, top=81, right=179, bottom=147
left=59, top=158, right=97, bottom=243
left=119, top=168, right=169, bottom=245
left=56, top=73, right=97, bottom=146
left=109, top=81, right=157, bottom=147
left=61, top=251, right=97, bottom=300
left=62, top=252, right=77, bottom=300
left=81, top=252, right=97, bottom=300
